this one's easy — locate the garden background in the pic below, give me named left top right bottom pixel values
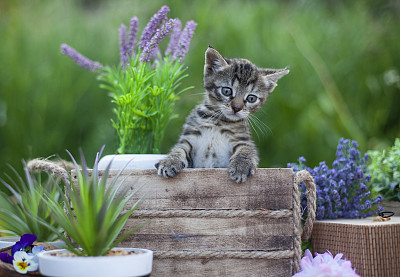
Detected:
left=0, top=0, right=399, bottom=178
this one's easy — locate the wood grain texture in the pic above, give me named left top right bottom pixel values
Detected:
left=152, top=258, right=292, bottom=277
left=73, top=168, right=296, bottom=276
left=95, top=168, right=294, bottom=210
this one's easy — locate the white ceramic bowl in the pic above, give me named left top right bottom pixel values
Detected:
left=38, top=248, right=153, bottom=277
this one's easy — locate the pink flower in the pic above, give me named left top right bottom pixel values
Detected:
left=293, top=249, right=360, bottom=277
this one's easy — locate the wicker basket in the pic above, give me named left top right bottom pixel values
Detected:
left=93, top=168, right=316, bottom=277
left=312, top=217, right=400, bottom=277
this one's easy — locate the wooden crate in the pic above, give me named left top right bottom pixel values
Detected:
left=312, top=217, right=400, bottom=277
left=92, top=168, right=314, bottom=277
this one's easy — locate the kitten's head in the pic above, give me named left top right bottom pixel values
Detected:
left=203, top=46, right=289, bottom=121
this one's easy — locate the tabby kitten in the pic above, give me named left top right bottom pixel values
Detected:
left=155, top=46, right=289, bottom=182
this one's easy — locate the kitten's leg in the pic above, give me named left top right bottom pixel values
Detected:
left=155, top=140, right=193, bottom=178
left=229, top=144, right=259, bottom=183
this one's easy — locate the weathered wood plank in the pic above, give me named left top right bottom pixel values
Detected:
left=152, top=258, right=292, bottom=277
left=120, top=217, right=293, bottom=251
left=94, top=168, right=294, bottom=210
left=124, top=217, right=293, bottom=236
left=121, top=234, right=293, bottom=251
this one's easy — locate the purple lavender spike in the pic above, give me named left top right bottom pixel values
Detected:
left=127, top=16, right=139, bottom=58
left=119, top=24, right=129, bottom=67
left=173, top=20, right=197, bottom=63
left=138, top=5, right=170, bottom=49
left=61, top=44, right=103, bottom=72
left=165, top=18, right=182, bottom=56
left=140, top=19, right=175, bottom=63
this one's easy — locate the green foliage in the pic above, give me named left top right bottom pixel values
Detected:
left=38, top=148, right=145, bottom=256
left=0, top=0, right=399, bottom=178
left=367, top=138, right=400, bottom=202
left=0, top=166, right=62, bottom=242
left=99, top=53, right=192, bottom=154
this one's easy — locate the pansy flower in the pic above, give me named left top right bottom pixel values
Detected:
left=11, top=234, right=37, bottom=256
left=0, top=252, right=13, bottom=264
left=12, top=251, right=38, bottom=274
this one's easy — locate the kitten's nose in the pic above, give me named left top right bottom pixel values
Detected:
left=231, top=105, right=242, bottom=113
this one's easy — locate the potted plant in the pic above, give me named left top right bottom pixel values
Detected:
left=367, top=137, right=400, bottom=215
left=60, top=5, right=197, bottom=169
left=0, top=161, right=64, bottom=248
left=36, top=147, right=152, bottom=277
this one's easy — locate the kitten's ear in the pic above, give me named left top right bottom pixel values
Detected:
left=204, top=46, right=228, bottom=76
left=261, top=67, right=290, bottom=83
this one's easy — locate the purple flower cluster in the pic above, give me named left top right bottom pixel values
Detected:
left=140, top=18, right=175, bottom=63
left=60, top=44, right=103, bottom=72
left=137, top=5, right=170, bottom=49
left=288, top=138, right=383, bottom=220
left=165, top=19, right=182, bottom=55
left=172, top=20, right=198, bottom=63
left=61, top=6, right=196, bottom=71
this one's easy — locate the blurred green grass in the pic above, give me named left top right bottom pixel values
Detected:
left=0, top=0, right=399, bottom=176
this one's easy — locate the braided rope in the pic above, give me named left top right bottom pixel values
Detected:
left=295, top=170, right=317, bottom=242
left=292, top=170, right=317, bottom=274
left=131, top=209, right=293, bottom=218
left=154, top=250, right=294, bottom=260
left=27, top=158, right=71, bottom=187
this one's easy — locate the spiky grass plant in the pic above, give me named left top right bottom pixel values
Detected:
left=38, top=147, right=145, bottom=256
left=0, top=164, right=63, bottom=242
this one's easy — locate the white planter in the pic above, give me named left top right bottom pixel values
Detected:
left=38, top=248, right=153, bottom=277
left=0, top=236, right=19, bottom=249
left=98, top=154, right=166, bottom=170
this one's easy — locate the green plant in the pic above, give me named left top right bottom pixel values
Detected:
left=61, top=5, right=196, bottom=154
left=368, top=138, right=400, bottom=202
left=0, top=164, right=63, bottom=242
left=38, top=147, right=145, bottom=256
left=99, top=53, right=192, bottom=154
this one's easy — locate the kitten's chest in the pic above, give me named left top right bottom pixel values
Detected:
left=192, top=127, right=232, bottom=168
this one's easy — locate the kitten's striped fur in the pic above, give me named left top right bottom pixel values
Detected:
left=156, top=46, right=289, bottom=182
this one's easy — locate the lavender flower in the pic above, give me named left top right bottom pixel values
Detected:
left=119, top=24, right=129, bottom=67
left=140, top=19, right=175, bottom=63
left=173, top=20, right=197, bottom=63
left=127, top=16, right=139, bottom=58
left=61, top=44, right=103, bottom=72
left=138, top=5, right=170, bottom=49
left=288, top=138, right=383, bottom=220
left=165, top=18, right=182, bottom=55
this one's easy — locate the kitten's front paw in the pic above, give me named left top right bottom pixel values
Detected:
left=155, top=156, right=186, bottom=178
left=229, top=156, right=256, bottom=183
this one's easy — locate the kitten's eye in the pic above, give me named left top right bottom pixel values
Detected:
left=221, top=87, right=233, bottom=97
left=246, top=94, right=258, bottom=103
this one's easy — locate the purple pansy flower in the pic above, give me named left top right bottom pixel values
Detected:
left=11, top=234, right=37, bottom=256
left=0, top=253, right=13, bottom=264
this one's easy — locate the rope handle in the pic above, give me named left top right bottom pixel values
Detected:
left=27, top=159, right=71, bottom=186
left=294, top=170, right=317, bottom=242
